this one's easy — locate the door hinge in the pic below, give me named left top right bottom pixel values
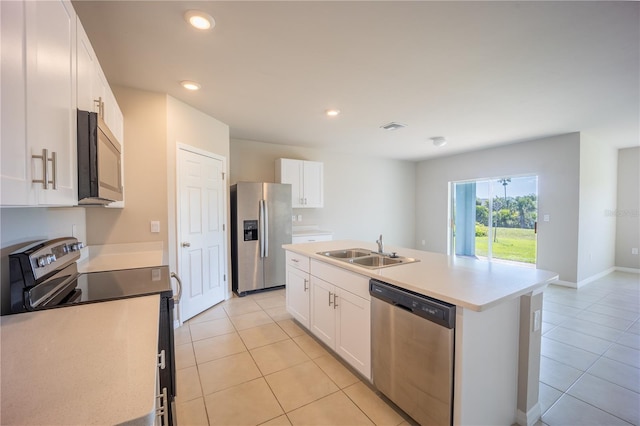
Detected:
left=224, top=274, right=227, bottom=282
left=222, top=172, right=225, bottom=180
left=223, top=224, right=226, bottom=231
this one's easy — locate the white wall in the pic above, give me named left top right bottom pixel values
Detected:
left=230, top=138, right=417, bottom=248
left=577, top=134, right=618, bottom=282
left=616, top=147, right=640, bottom=269
left=416, top=133, right=581, bottom=283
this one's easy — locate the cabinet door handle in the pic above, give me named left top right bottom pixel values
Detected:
left=333, top=294, right=339, bottom=309
left=291, top=258, right=299, bottom=263
left=328, top=291, right=333, bottom=306
left=32, top=149, right=48, bottom=189
left=303, top=279, right=308, bottom=291
left=50, top=151, right=57, bottom=189
left=181, top=242, right=191, bottom=247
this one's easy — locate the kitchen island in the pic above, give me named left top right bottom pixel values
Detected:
left=283, top=240, right=558, bottom=426
left=0, top=296, right=160, bottom=425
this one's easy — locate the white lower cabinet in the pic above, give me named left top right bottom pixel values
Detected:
left=286, top=266, right=311, bottom=328
left=285, top=252, right=311, bottom=328
left=309, top=268, right=371, bottom=380
left=285, top=251, right=372, bottom=380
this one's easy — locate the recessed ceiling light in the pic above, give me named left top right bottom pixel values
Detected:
left=184, top=10, right=215, bottom=30
left=380, top=122, right=406, bottom=131
left=326, top=109, right=340, bottom=117
left=431, top=136, right=447, bottom=147
left=181, top=80, right=201, bottom=91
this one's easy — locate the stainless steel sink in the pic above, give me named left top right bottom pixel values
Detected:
left=350, top=256, right=403, bottom=267
left=317, top=248, right=419, bottom=269
left=318, top=248, right=372, bottom=259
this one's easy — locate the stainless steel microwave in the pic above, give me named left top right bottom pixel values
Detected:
left=77, top=110, right=123, bottom=205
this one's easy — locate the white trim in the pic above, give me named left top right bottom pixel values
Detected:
left=516, top=403, right=541, bottom=426
left=616, top=266, right=640, bottom=274
left=551, top=266, right=633, bottom=289
left=551, top=279, right=577, bottom=289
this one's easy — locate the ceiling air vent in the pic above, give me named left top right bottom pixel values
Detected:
left=380, top=122, right=406, bottom=131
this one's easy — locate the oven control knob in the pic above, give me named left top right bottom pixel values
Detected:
left=36, top=255, right=50, bottom=267
left=47, top=254, right=57, bottom=264
left=69, top=242, right=85, bottom=252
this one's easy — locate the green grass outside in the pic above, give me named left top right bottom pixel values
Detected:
left=476, top=227, right=536, bottom=264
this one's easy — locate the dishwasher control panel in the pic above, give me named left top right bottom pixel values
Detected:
left=370, top=279, right=455, bottom=329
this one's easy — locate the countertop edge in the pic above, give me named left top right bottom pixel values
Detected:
left=283, top=241, right=558, bottom=311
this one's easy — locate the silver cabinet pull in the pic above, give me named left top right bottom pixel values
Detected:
left=181, top=242, right=190, bottom=247
left=170, top=272, right=183, bottom=302
left=303, top=278, right=308, bottom=292
left=328, top=291, right=333, bottom=306
left=291, top=258, right=299, bottom=263
left=32, top=149, right=56, bottom=189
left=333, top=294, right=338, bottom=309
left=50, top=151, right=57, bottom=189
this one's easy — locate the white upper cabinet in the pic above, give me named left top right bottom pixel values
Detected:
left=1, top=0, right=77, bottom=206
left=1, top=1, right=124, bottom=207
left=76, top=18, right=123, bottom=142
left=276, top=158, right=323, bottom=208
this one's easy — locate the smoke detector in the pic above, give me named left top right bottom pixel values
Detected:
left=380, top=122, right=406, bottom=131
left=431, top=136, right=447, bottom=147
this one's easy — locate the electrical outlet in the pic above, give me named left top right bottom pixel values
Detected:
left=533, top=310, right=541, bottom=332
left=543, top=214, right=550, bottom=222
left=292, top=215, right=296, bottom=222
left=150, top=221, right=160, bottom=233
left=71, top=224, right=77, bottom=237
left=297, top=214, right=302, bottom=222
left=632, top=248, right=639, bottom=255
left=421, top=240, right=426, bottom=246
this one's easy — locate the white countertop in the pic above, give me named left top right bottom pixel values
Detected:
left=1, top=296, right=160, bottom=425
left=283, top=240, right=559, bottom=311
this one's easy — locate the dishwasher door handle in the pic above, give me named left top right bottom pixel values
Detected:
left=394, top=303, right=412, bottom=313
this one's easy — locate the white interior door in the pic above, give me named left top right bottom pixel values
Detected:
left=178, top=148, right=226, bottom=321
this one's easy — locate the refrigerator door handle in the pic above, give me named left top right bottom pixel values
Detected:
left=259, top=199, right=266, bottom=258
left=263, top=200, right=269, bottom=257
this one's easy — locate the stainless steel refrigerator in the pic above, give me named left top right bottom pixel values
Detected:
left=231, top=182, right=292, bottom=296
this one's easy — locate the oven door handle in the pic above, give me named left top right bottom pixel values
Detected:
left=170, top=272, right=182, bottom=303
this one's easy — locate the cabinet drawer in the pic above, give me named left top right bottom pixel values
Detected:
left=310, top=259, right=370, bottom=300
left=286, top=251, right=309, bottom=273
left=292, top=233, right=333, bottom=244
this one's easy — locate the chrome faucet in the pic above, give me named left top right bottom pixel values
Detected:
left=376, top=234, right=384, bottom=253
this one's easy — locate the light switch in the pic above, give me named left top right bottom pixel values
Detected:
left=292, top=215, right=296, bottom=222
left=297, top=215, right=302, bottom=222
left=150, top=221, right=160, bottom=233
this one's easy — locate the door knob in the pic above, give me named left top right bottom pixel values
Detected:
left=181, top=242, right=191, bottom=247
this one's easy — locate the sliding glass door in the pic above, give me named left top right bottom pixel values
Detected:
left=451, top=176, right=538, bottom=265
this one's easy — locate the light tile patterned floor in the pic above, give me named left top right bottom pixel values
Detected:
left=540, top=271, right=640, bottom=426
left=173, top=288, right=408, bottom=426
left=174, top=271, right=640, bottom=426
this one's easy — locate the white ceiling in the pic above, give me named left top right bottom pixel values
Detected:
left=73, top=1, right=639, bottom=161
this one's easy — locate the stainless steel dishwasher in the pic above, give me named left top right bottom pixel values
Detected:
left=370, top=279, right=456, bottom=426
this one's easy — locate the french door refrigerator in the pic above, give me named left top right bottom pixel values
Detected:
left=231, top=182, right=292, bottom=296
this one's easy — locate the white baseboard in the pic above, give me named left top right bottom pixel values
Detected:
left=516, top=403, right=542, bottom=426
left=552, top=266, right=624, bottom=289
left=616, top=266, right=640, bottom=274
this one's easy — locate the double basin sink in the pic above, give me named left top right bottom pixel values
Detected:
left=317, top=248, right=419, bottom=269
